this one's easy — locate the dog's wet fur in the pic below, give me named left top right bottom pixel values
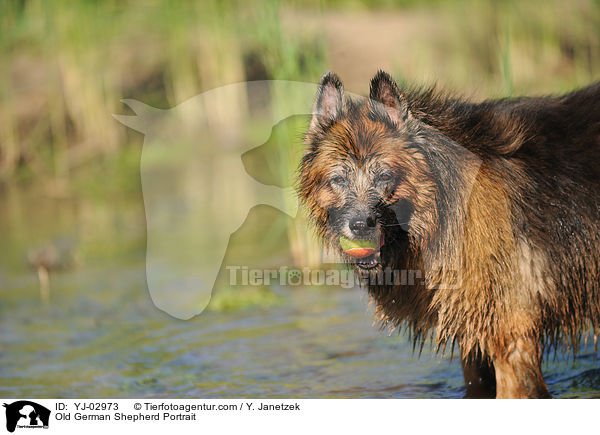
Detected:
left=298, top=71, right=600, bottom=398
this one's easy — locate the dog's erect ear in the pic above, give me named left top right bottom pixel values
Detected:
left=369, top=70, right=411, bottom=126
left=310, top=72, right=344, bottom=129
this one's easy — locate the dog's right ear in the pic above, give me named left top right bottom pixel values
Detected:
left=369, top=70, right=411, bottom=127
left=310, top=72, right=344, bottom=130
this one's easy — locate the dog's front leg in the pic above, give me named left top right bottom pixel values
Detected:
left=461, top=347, right=496, bottom=398
left=490, top=336, right=551, bottom=398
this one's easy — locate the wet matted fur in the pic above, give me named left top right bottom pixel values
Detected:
left=298, top=70, right=600, bottom=398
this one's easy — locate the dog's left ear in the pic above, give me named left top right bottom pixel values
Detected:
left=369, top=70, right=411, bottom=126
left=310, top=72, right=345, bottom=130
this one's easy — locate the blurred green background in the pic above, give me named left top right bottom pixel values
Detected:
left=1, top=0, right=600, bottom=398
left=2, top=0, right=599, bottom=187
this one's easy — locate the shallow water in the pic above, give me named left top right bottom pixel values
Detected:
left=0, top=186, right=598, bottom=399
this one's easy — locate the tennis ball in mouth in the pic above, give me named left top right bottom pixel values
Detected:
left=339, top=236, right=377, bottom=258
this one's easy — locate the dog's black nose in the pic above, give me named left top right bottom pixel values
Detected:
left=349, top=215, right=376, bottom=236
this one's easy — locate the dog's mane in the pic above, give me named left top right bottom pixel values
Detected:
left=403, top=82, right=600, bottom=159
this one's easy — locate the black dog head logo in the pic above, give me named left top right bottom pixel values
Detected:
left=3, top=401, right=50, bottom=433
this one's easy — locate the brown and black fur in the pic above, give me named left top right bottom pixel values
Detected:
left=298, top=70, right=600, bottom=398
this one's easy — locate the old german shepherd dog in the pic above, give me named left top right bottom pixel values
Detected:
left=298, top=70, right=600, bottom=398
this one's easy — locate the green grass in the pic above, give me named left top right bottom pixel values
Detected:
left=2, top=0, right=598, bottom=183
left=208, top=285, right=282, bottom=312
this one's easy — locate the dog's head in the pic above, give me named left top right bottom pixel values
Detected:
left=299, top=71, right=438, bottom=270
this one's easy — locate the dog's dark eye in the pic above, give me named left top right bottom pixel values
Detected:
left=330, top=175, right=346, bottom=186
left=377, top=172, right=393, bottom=184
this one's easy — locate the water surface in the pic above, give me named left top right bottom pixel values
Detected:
left=0, top=186, right=598, bottom=398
